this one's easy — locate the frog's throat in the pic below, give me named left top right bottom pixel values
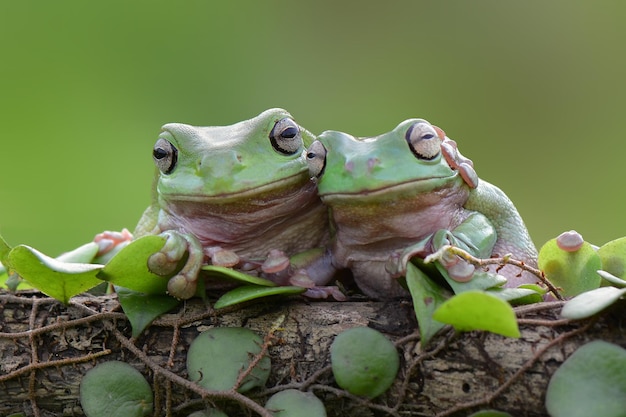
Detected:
left=159, top=171, right=308, bottom=203
left=319, top=174, right=461, bottom=201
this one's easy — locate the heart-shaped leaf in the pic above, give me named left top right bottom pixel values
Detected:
left=406, top=262, right=449, bottom=345
left=80, top=361, right=153, bottom=417
left=116, top=287, right=181, bottom=337
left=546, top=341, right=626, bottom=417
left=8, top=245, right=103, bottom=303
left=433, top=290, right=520, bottom=338
left=214, top=285, right=305, bottom=309
left=538, top=238, right=601, bottom=297
left=98, top=235, right=169, bottom=295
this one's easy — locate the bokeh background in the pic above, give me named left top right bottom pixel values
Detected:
left=2, top=1, right=625, bottom=256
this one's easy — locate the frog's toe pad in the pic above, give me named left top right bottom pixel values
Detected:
left=167, top=274, right=197, bottom=300
left=148, top=252, right=180, bottom=276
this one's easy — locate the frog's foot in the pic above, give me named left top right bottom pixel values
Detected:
left=148, top=231, right=204, bottom=300
left=93, top=228, right=133, bottom=257
left=303, top=286, right=347, bottom=301
left=440, top=136, right=479, bottom=189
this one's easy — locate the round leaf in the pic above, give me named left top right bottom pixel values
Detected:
left=432, top=291, right=520, bottom=338
left=330, top=327, right=399, bottom=398
left=265, top=389, right=327, bottom=417
left=538, top=238, right=601, bottom=297
left=597, top=237, right=626, bottom=280
left=546, top=341, right=626, bottom=417
left=80, top=361, right=153, bottom=417
left=187, top=327, right=270, bottom=393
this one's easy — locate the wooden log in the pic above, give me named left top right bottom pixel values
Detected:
left=1, top=291, right=624, bottom=417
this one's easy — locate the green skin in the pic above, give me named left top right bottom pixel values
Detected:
left=307, top=119, right=538, bottom=298
left=133, top=108, right=330, bottom=299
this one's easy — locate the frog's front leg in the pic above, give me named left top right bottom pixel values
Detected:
left=148, top=230, right=204, bottom=299
left=388, top=212, right=497, bottom=282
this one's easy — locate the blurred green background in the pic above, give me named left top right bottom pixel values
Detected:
left=1, top=1, right=625, bottom=256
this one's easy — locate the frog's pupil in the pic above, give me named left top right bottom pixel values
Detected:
left=281, top=126, right=298, bottom=139
left=153, top=148, right=168, bottom=160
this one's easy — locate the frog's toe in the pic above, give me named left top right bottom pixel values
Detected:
left=261, top=250, right=290, bottom=274
left=206, top=247, right=240, bottom=267
left=167, top=274, right=197, bottom=300
left=303, top=286, right=347, bottom=301
left=93, top=228, right=133, bottom=257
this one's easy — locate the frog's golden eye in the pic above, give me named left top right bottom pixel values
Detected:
left=269, top=118, right=303, bottom=155
left=306, top=140, right=327, bottom=179
left=153, top=138, right=178, bottom=174
left=405, top=122, right=442, bottom=160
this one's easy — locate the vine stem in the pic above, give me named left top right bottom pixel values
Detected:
left=424, top=245, right=563, bottom=300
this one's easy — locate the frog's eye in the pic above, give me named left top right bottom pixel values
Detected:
left=269, top=118, right=303, bottom=155
left=306, top=140, right=327, bottom=179
left=405, top=122, right=443, bottom=160
left=153, top=138, right=178, bottom=174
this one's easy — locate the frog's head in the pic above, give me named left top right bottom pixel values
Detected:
left=306, top=119, right=477, bottom=203
left=152, top=108, right=315, bottom=202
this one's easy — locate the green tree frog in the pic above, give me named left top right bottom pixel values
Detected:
left=127, top=108, right=330, bottom=299
left=306, top=119, right=538, bottom=298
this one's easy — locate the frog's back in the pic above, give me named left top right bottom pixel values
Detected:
left=465, top=180, right=538, bottom=286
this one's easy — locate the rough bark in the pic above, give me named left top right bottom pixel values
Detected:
left=1, top=290, right=625, bottom=417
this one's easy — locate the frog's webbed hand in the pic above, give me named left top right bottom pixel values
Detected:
left=388, top=212, right=497, bottom=283
left=148, top=230, right=204, bottom=299
left=93, top=229, right=133, bottom=263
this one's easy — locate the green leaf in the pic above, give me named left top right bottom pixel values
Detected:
left=56, top=241, right=100, bottom=263
left=97, top=235, right=169, bottom=295
left=597, top=270, right=626, bottom=288
left=405, top=262, right=449, bottom=345
left=187, top=327, right=271, bottom=393
left=538, top=238, right=602, bottom=297
left=433, top=291, right=520, bottom=338
left=546, top=341, right=626, bottom=417
left=265, top=389, right=327, bottom=417
left=202, top=265, right=277, bottom=286
left=560, top=286, right=626, bottom=320
left=330, top=327, right=399, bottom=399
left=8, top=245, right=103, bottom=303
left=597, top=236, right=626, bottom=280
left=80, top=361, right=153, bottom=417
left=487, top=286, right=543, bottom=305
left=214, top=285, right=306, bottom=309
left=116, top=287, right=181, bottom=337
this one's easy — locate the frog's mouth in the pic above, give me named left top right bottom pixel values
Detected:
left=161, top=171, right=313, bottom=204
left=319, top=173, right=461, bottom=202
